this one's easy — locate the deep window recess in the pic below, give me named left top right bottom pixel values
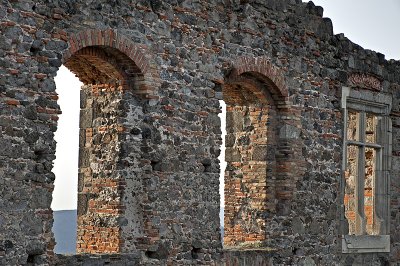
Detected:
left=55, top=44, right=146, bottom=254
left=341, top=87, right=391, bottom=253
left=222, top=75, right=279, bottom=248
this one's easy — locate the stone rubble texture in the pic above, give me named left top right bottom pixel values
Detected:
left=0, top=0, right=400, bottom=265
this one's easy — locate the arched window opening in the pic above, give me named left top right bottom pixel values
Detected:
left=223, top=74, right=279, bottom=248
left=51, top=44, right=146, bottom=255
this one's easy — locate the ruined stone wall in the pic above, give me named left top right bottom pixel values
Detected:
left=223, top=79, right=279, bottom=247
left=224, top=105, right=271, bottom=246
left=1, top=0, right=400, bottom=265
left=77, top=83, right=125, bottom=254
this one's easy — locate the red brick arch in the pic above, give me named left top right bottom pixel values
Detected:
left=223, top=56, right=303, bottom=248
left=60, top=29, right=162, bottom=254
left=62, top=29, right=159, bottom=96
left=228, top=56, right=289, bottom=107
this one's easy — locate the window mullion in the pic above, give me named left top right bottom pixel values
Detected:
left=341, top=108, right=348, bottom=235
left=356, top=112, right=366, bottom=235
left=374, top=147, right=382, bottom=234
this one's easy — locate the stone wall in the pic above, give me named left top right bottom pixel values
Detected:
left=1, top=0, right=400, bottom=265
left=77, top=83, right=125, bottom=254
left=224, top=105, right=271, bottom=247
left=223, top=76, right=278, bottom=247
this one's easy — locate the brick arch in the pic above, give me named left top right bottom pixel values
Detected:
left=222, top=56, right=305, bottom=248
left=65, top=46, right=127, bottom=85
left=62, top=29, right=159, bottom=96
left=58, top=29, right=161, bottom=254
left=222, top=56, right=284, bottom=247
left=228, top=56, right=289, bottom=107
left=222, top=75, right=274, bottom=106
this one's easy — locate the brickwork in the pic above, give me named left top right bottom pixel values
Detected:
left=231, top=56, right=289, bottom=104
left=77, top=84, right=125, bottom=254
left=1, top=0, right=400, bottom=265
left=64, top=36, right=154, bottom=254
left=223, top=72, right=279, bottom=247
left=224, top=105, right=272, bottom=246
left=63, top=29, right=160, bottom=96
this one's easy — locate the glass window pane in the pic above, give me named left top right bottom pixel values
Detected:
left=364, top=147, right=376, bottom=235
left=345, top=145, right=358, bottom=235
left=347, top=111, right=359, bottom=141
left=366, top=113, right=378, bottom=144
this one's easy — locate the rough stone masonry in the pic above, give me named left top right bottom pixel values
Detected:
left=1, top=0, right=400, bottom=265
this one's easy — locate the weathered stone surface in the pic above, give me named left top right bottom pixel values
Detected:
left=279, top=124, right=301, bottom=139
left=0, top=0, right=399, bottom=265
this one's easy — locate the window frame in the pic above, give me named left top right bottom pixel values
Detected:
left=341, top=87, right=391, bottom=253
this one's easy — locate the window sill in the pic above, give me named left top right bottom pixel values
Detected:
left=342, top=235, right=390, bottom=253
